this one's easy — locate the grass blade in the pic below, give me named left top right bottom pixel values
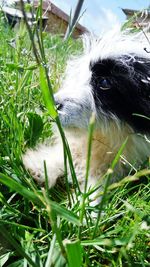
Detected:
left=93, top=138, right=129, bottom=238
left=65, top=240, right=83, bottom=267
left=0, top=173, right=80, bottom=225
left=0, top=226, right=37, bottom=267
left=39, top=65, right=57, bottom=119
left=46, top=198, right=81, bottom=226
left=0, top=173, right=43, bottom=206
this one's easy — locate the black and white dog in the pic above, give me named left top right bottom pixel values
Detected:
left=23, top=29, right=150, bottom=194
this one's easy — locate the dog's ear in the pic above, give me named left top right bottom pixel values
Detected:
left=133, top=56, right=150, bottom=74
left=132, top=57, right=150, bottom=99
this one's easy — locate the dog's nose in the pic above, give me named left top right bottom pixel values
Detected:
left=54, top=95, right=63, bottom=111
left=56, top=102, right=63, bottom=111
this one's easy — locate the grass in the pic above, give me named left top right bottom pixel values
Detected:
left=0, top=9, right=150, bottom=267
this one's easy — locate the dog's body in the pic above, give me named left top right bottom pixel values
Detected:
left=23, top=29, right=150, bottom=194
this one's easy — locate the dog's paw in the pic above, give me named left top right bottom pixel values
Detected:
left=22, top=149, right=46, bottom=184
left=22, top=145, right=65, bottom=188
left=28, top=168, right=45, bottom=185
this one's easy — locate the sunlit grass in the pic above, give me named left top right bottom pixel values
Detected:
left=0, top=11, right=150, bottom=267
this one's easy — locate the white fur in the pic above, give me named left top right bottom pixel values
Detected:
left=23, top=28, right=150, bottom=198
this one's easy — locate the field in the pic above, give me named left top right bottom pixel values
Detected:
left=0, top=11, right=150, bottom=267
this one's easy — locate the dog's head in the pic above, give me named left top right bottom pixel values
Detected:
left=55, top=30, right=150, bottom=133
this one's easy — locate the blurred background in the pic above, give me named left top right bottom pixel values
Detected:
left=0, top=0, right=150, bottom=37
left=52, top=0, right=150, bottom=34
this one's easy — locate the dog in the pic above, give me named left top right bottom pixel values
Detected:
left=23, top=28, right=150, bottom=199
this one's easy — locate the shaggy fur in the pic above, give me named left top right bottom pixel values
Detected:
left=23, top=28, right=150, bottom=196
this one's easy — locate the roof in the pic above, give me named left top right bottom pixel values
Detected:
left=2, top=6, right=34, bottom=19
left=33, top=0, right=88, bottom=33
left=122, top=8, right=150, bottom=18
left=2, top=5, right=48, bottom=20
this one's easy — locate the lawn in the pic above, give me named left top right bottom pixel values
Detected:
left=0, top=10, right=150, bottom=267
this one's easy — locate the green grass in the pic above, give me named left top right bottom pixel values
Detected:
left=0, top=12, right=150, bottom=267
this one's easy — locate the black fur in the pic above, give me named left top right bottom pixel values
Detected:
left=90, top=56, right=150, bottom=133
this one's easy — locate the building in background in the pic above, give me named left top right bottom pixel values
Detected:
left=1, top=0, right=88, bottom=38
left=34, top=0, right=87, bottom=38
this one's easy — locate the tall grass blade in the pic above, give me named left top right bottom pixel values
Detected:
left=39, top=65, right=57, bottom=119
left=93, top=138, right=128, bottom=238
left=79, top=113, right=95, bottom=228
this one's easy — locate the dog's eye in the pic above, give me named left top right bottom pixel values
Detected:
left=99, top=78, right=111, bottom=90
